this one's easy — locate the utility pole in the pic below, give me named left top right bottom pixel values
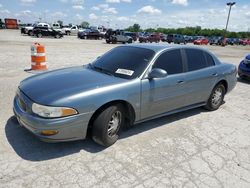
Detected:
left=223, top=2, right=236, bottom=46
left=225, top=2, right=236, bottom=32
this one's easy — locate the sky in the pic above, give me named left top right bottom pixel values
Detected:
left=0, top=0, right=249, bottom=31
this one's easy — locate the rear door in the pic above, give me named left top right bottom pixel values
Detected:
left=182, top=49, right=218, bottom=105
left=141, top=49, right=188, bottom=119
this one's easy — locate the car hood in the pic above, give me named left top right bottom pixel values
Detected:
left=25, top=26, right=34, bottom=30
left=19, top=66, right=127, bottom=105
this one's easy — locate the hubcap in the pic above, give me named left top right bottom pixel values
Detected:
left=107, top=111, right=122, bottom=137
left=211, top=87, right=222, bottom=106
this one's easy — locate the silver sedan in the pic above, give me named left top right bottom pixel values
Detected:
left=13, top=44, right=237, bottom=147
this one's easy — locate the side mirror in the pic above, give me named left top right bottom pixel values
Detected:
left=148, top=68, right=168, bottom=79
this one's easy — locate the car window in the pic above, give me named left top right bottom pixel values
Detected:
left=153, top=49, right=183, bottom=75
left=185, top=49, right=207, bottom=71
left=91, top=46, right=155, bottom=79
left=204, top=52, right=215, bottom=67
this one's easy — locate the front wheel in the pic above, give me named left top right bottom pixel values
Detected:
left=37, top=33, right=42, bottom=38
left=92, top=104, right=125, bottom=147
left=204, top=84, right=225, bottom=111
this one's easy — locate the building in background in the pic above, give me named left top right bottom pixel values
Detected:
left=4, top=18, right=18, bottom=29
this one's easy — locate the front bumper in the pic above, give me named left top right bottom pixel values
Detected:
left=238, top=62, right=250, bottom=79
left=13, top=91, right=93, bottom=142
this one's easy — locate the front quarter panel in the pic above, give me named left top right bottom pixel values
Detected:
left=53, top=78, right=141, bottom=122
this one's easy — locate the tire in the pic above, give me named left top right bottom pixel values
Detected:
left=92, top=104, right=125, bottom=147
left=111, top=38, right=117, bottom=44
left=66, top=31, right=70, bottom=36
left=106, top=40, right=110, bottom=44
left=37, top=33, right=42, bottom=38
left=128, top=39, right=133, bottom=44
left=204, top=84, right=225, bottom=111
left=55, top=34, right=60, bottom=39
left=28, top=30, right=33, bottom=36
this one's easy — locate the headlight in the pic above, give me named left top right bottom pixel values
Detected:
left=32, top=103, right=78, bottom=118
left=244, top=58, right=250, bottom=64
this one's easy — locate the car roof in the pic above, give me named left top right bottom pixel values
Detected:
left=126, top=44, right=208, bottom=53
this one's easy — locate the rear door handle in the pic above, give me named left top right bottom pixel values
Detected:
left=212, top=73, right=218, bottom=76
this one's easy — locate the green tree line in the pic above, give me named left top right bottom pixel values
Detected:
left=125, top=24, right=250, bottom=38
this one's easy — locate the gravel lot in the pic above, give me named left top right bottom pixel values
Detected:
left=0, top=29, right=250, bottom=188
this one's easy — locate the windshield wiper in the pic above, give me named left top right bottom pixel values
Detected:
left=89, top=64, right=114, bottom=76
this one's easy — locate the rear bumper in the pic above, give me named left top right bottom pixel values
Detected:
left=13, top=94, right=93, bottom=142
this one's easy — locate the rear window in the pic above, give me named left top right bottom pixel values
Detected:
left=185, top=49, right=207, bottom=71
left=204, top=53, right=215, bottom=67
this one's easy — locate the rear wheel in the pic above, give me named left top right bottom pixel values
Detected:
left=55, top=34, right=60, bottom=38
left=92, top=104, right=125, bottom=147
left=28, top=30, right=33, bottom=36
left=204, top=84, right=225, bottom=111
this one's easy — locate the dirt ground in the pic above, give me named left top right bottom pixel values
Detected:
left=0, top=29, right=250, bottom=188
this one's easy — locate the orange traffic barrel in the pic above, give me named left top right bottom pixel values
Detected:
left=31, top=43, right=48, bottom=70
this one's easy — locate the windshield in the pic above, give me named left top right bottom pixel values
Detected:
left=90, top=46, right=155, bottom=79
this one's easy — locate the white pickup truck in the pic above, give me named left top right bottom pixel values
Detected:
left=61, top=25, right=83, bottom=35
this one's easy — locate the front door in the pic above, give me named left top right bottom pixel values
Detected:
left=140, top=49, right=187, bottom=119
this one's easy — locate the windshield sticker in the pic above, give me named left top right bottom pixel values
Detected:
left=115, top=69, right=134, bottom=76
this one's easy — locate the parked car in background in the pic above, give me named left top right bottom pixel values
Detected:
left=139, top=33, right=161, bottom=43
left=51, top=22, right=63, bottom=32
left=62, top=25, right=83, bottom=35
left=238, top=54, right=250, bottom=80
left=105, top=29, right=133, bottom=44
left=193, top=37, right=209, bottom=45
left=13, top=44, right=237, bottom=147
left=167, top=34, right=186, bottom=44
left=160, top=34, right=168, bottom=42
left=184, top=35, right=194, bottom=43
left=239, top=39, right=250, bottom=46
left=78, top=29, right=104, bottom=40
left=124, top=32, right=138, bottom=41
left=33, top=26, right=63, bottom=38
left=21, top=22, right=50, bottom=36
left=227, top=38, right=240, bottom=45
left=209, top=36, right=225, bottom=46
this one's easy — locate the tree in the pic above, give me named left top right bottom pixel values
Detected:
left=125, top=23, right=141, bottom=32
left=132, top=23, right=140, bottom=32
left=80, top=21, right=90, bottom=28
left=57, top=20, right=63, bottom=27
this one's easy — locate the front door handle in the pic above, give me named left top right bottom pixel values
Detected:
left=212, top=73, right=218, bottom=76
left=177, top=80, right=184, bottom=84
